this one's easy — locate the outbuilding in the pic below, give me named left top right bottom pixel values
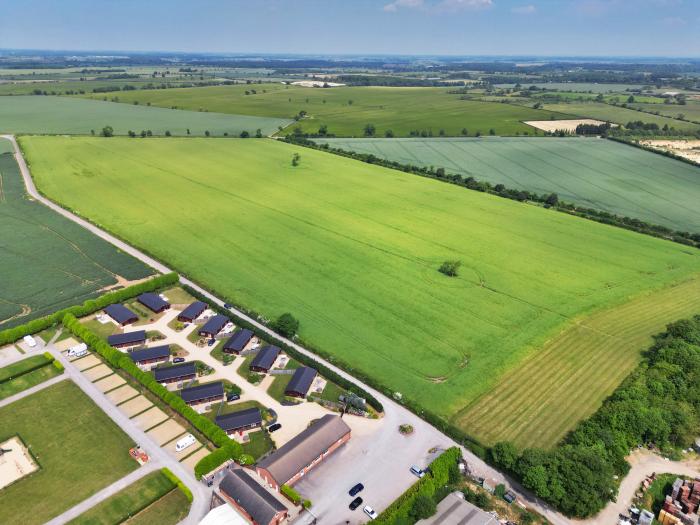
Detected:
left=249, top=346, right=280, bottom=373
left=218, top=469, right=288, bottom=525
left=107, top=330, right=146, bottom=349
left=285, top=366, right=317, bottom=398
left=178, top=301, right=208, bottom=323
left=154, top=362, right=197, bottom=384
left=129, top=344, right=171, bottom=366
left=215, top=408, right=262, bottom=435
left=180, top=381, right=225, bottom=406
left=137, top=292, right=170, bottom=313
left=104, top=304, right=138, bottom=326
left=256, top=414, right=351, bottom=490
left=199, top=314, right=229, bottom=338
left=223, top=329, right=254, bottom=354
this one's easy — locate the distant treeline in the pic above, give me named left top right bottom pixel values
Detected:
left=285, top=135, right=700, bottom=247
left=335, top=74, right=465, bottom=87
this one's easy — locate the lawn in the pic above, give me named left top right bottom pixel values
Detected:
left=0, top=96, right=290, bottom=136
left=22, top=136, right=700, bottom=446
left=0, top=140, right=152, bottom=328
left=0, top=380, right=137, bottom=524
left=0, top=364, right=62, bottom=400
left=0, top=354, right=52, bottom=382
left=67, top=470, right=184, bottom=525
left=81, top=83, right=574, bottom=137
left=316, top=137, right=700, bottom=233
left=242, top=430, right=274, bottom=460
left=540, top=101, right=700, bottom=132
left=125, top=488, right=190, bottom=525
left=630, top=100, right=700, bottom=123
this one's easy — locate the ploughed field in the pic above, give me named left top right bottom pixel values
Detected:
left=316, top=137, right=700, bottom=233
left=21, top=136, right=700, bottom=447
left=0, top=96, right=291, bottom=136
left=0, top=138, right=151, bottom=327
left=81, top=83, right=574, bottom=137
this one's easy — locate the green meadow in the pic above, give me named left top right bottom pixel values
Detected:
left=316, top=137, right=700, bottom=232
left=82, top=83, right=574, bottom=137
left=22, top=136, right=700, bottom=445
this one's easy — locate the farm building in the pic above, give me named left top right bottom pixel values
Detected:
left=104, top=304, right=138, bottom=326
left=199, top=314, right=229, bottom=338
left=180, top=381, right=225, bottom=406
left=249, top=346, right=280, bottom=373
left=223, top=329, right=254, bottom=354
left=218, top=469, right=288, bottom=525
left=137, top=292, right=170, bottom=313
left=128, top=344, right=170, bottom=366
left=285, top=367, right=317, bottom=398
left=416, top=491, right=498, bottom=525
left=107, top=330, right=146, bottom=349
left=256, top=414, right=351, bottom=490
left=178, top=301, right=208, bottom=322
left=215, top=408, right=263, bottom=435
left=154, top=362, right=197, bottom=384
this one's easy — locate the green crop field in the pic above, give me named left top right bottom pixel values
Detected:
left=0, top=96, right=291, bottom=136
left=630, top=101, right=700, bottom=123
left=541, top=101, right=700, bottom=131
left=81, top=83, right=574, bottom=137
left=495, top=82, right=646, bottom=93
left=0, top=380, right=137, bottom=525
left=316, top=137, right=700, bottom=232
left=0, top=138, right=151, bottom=328
left=22, top=136, right=700, bottom=446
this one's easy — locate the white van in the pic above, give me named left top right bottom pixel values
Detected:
left=23, top=335, right=37, bottom=348
left=68, top=343, right=88, bottom=358
left=175, top=434, right=196, bottom=452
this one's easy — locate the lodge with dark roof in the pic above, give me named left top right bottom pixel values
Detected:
left=154, top=362, right=196, bottom=384
left=223, top=329, right=254, bottom=354
left=107, top=330, right=146, bottom=349
left=178, top=301, right=208, bottom=323
left=137, top=292, right=170, bottom=313
left=215, top=408, right=262, bottom=435
left=129, top=344, right=170, bottom=366
left=218, top=469, right=288, bottom=525
left=199, top=314, right=229, bottom=338
left=180, top=381, right=224, bottom=406
left=104, top=304, right=138, bottom=326
left=256, top=414, right=351, bottom=491
left=249, top=346, right=280, bottom=373
left=285, top=366, right=317, bottom=398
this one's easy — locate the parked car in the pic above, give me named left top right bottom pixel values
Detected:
left=226, top=392, right=240, bottom=402
left=364, top=506, right=378, bottom=520
left=410, top=465, right=425, bottom=478
left=23, top=335, right=37, bottom=348
left=504, top=491, right=516, bottom=504
left=349, top=483, right=364, bottom=496
left=175, top=434, right=196, bottom=452
left=267, top=423, right=282, bottom=433
left=173, top=357, right=185, bottom=363
left=224, top=303, right=233, bottom=309
left=207, top=338, right=215, bottom=347
left=349, top=497, right=363, bottom=511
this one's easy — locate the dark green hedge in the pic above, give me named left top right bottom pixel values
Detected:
left=161, top=467, right=193, bottom=503
left=0, top=272, right=179, bottom=346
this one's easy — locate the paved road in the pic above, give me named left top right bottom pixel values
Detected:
left=45, top=461, right=161, bottom=525
left=0, top=373, right=67, bottom=409
left=5, top=134, right=574, bottom=524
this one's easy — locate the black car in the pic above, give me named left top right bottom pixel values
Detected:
left=349, top=483, right=364, bottom=497
left=226, top=392, right=240, bottom=402
left=173, top=357, right=185, bottom=363
left=349, top=497, right=363, bottom=511
left=224, top=303, right=233, bottom=309
left=267, top=423, right=282, bottom=433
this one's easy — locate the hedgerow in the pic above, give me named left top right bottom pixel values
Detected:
left=161, top=468, right=193, bottom=503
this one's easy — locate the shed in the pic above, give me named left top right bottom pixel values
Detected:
left=129, top=344, right=170, bottom=365
left=104, top=304, right=138, bottom=326
left=216, top=408, right=263, bottom=435
left=249, top=346, right=280, bottom=373
left=178, top=301, right=208, bottom=322
left=154, top=362, right=197, bottom=384
left=223, top=329, right=254, bottom=354
left=285, top=366, right=317, bottom=398
left=181, top=381, right=225, bottom=405
left=137, top=292, right=170, bottom=313
left=199, top=314, right=229, bottom=337
left=107, top=330, right=146, bottom=349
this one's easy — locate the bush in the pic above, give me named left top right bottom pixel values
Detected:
left=281, top=484, right=302, bottom=505
left=161, top=468, right=193, bottom=502
left=438, top=260, right=461, bottom=277
left=52, top=360, right=64, bottom=371
left=411, top=494, right=436, bottom=520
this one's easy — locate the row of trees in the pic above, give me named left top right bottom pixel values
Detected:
left=94, top=126, right=264, bottom=138
left=490, top=315, right=700, bottom=517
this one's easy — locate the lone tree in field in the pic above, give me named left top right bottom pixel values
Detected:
left=255, top=128, right=263, bottom=138
left=364, top=123, right=376, bottom=137
left=274, top=313, right=299, bottom=338
left=100, top=125, right=114, bottom=137
left=291, top=153, right=301, bottom=167
left=240, top=130, right=250, bottom=138
left=546, top=193, right=559, bottom=206
left=439, top=260, right=462, bottom=277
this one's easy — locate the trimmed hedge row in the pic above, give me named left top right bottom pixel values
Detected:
left=281, top=484, right=302, bottom=505
left=0, top=354, right=54, bottom=384
left=181, top=285, right=384, bottom=413
left=62, top=313, right=243, bottom=479
left=374, top=447, right=461, bottom=524
left=162, top=467, right=194, bottom=503
left=0, top=272, right=179, bottom=346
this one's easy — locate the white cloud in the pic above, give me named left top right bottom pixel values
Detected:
left=511, top=4, right=536, bottom=14
left=383, top=0, right=492, bottom=13
left=383, top=0, right=424, bottom=12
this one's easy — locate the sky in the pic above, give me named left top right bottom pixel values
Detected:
left=0, top=0, right=698, bottom=57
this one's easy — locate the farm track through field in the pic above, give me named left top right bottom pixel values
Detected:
left=456, top=277, right=700, bottom=448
